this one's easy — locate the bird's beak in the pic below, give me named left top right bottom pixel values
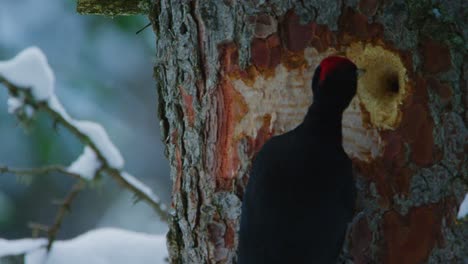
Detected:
left=357, top=68, right=366, bottom=79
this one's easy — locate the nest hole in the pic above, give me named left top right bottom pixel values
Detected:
left=385, top=73, right=400, bottom=94
left=346, top=43, right=409, bottom=129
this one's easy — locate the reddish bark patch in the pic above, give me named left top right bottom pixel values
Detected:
left=224, top=221, right=236, bottom=249
left=400, top=50, right=415, bottom=76
left=354, top=160, right=392, bottom=208
left=282, top=49, right=308, bottom=70
left=382, top=204, right=443, bottom=264
left=427, top=77, right=453, bottom=106
left=381, top=132, right=404, bottom=166
left=350, top=217, right=373, bottom=264
left=354, top=128, right=413, bottom=205
left=346, top=8, right=369, bottom=39
left=410, top=117, right=434, bottom=166
left=367, top=22, right=384, bottom=39
left=250, top=34, right=282, bottom=73
left=179, top=86, right=195, bottom=127
left=267, top=34, right=282, bottom=68
left=420, top=39, right=452, bottom=74
left=215, top=79, right=248, bottom=190
left=400, top=104, right=427, bottom=142
left=173, top=147, right=182, bottom=193
left=381, top=132, right=413, bottom=195
left=338, top=7, right=384, bottom=42
left=249, top=114, right=274, bottom=155
left=282, top=11, right=315, bottom=52
left=394, top=168, right=413, bottom=195
left=251, top=38, right=269, bottom=69
left=359, top=0, right=379, bottom=17
left=219, top=43, right=259, bottom=86
left=171, top=129, right=182, bottom=206
left=313, top=24, right=336, bottom=52
left=399, top=77, right=435, bottom=167
left=219, top=42, right=240, bottom=75
left=414, top=75, right=430, bottom=102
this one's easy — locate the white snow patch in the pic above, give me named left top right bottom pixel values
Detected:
left=73, top=120, right=124, bottom=169
left=0, top=228, right=167, bottom=264
left=24, top=105, right=35, bottom=118
left=1, top=47, right=123, bottom=170
left=48, top=94, right=72, bottom=121
left=457, top=193, right=468, bottom=219
left=0, top=47, right=54, bottom=101
left=67, top=146, right=101, bottom=180
left=7, top=97, right=23, bottom=113
left=432, top=8, right=442, bottom=19
left=121, top=172, right=161, bottom=204
left=0, top=238, right=46, bottom=257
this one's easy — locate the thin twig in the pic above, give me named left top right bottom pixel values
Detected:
left=0, top=78, right=170, bottom=221
left=107, top=168, right=169, bottom=222
left=46, top=180, right=85, bottom=251
left=27, top=181, right=85, bottom=250
left=0, top=165, right=81, bottom=179
left=28, top=222, right=49, bottom=238
left=136, top=22, right=152, bottom=35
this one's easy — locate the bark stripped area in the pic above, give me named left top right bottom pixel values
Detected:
left=151, top=0, right=467, bottom=263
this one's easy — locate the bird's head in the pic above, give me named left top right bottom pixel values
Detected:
left=311, top=56, right=359, bottom=112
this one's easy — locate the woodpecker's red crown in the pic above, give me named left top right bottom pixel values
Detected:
left=319, top=56, right=357, bottom=82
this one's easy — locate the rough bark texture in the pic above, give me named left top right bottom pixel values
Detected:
left=151, top=0, right=467, bottom=263
left=77, top=0, right=151, bottom=16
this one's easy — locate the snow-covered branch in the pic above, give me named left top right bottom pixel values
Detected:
left=0, top=48, right=169, bottom=237
left=459, top=194, right=468, bottom=220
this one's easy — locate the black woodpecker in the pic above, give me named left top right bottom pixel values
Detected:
left=238, top=56, right=358, bottom=264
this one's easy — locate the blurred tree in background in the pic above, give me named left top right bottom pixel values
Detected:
left=0, top=0, right=170, bottom=240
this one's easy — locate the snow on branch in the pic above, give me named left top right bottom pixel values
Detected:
left=0, top=47, right=54, bottom=101
left=458, top=193, right=468, bottom=220
left=67, top=147, right=102, bottom=180
left=0, top=228, right=168, bottom=264
left=0, top=47, right=170, bottom=246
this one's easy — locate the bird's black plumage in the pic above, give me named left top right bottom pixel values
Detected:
left=238, top=56, right=358, bottom=264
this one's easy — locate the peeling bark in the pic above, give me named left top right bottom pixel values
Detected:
left=150, top=0, right=467, bottom=263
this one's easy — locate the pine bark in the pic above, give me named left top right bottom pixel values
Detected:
left=151, top=0, right=467, bottom=263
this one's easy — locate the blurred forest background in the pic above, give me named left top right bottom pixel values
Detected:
left=0, top=0, right=170, bottom=239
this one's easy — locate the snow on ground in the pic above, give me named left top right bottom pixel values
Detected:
left=0, top=228, right=168, bottom=264
left=0, top=238, right=47, bottom=257
left=67, top=147, right=101, bottom=180
left=458, top=193, right=468, bottom=219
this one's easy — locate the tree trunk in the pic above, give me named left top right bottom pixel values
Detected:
left=151, top=0, right=467, bottom=263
